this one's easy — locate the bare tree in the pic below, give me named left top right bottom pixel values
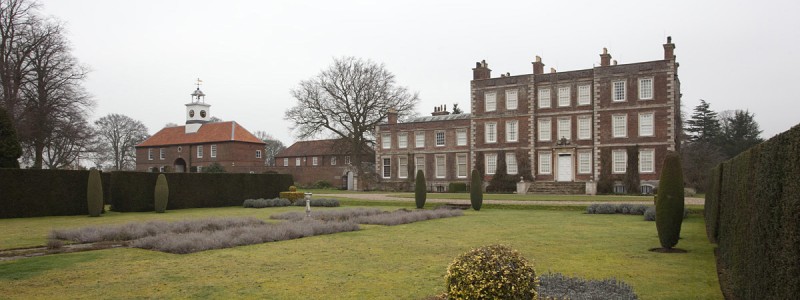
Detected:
left=94, top=113, right=149, bottom=170
left=285, top=56, right=418, bottom=178
left=253, top=130, right=285, bottom=166
left=21, top=112, right=93, bottom=169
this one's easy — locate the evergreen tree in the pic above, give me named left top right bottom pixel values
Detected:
left=414, top=170, right=426, bottom=208
left=656, top=151, right=685, bottom=249
left=470, top=169, right=483, bottom=211
left=719, top=110, right=764, bottom=159
left=685, top=99, right=722, bottom=143
left=624, top=146, right=640, bottom=194
left=0, top=107, right=22, bottom=168
left=452, top=103, right=463, bottom=114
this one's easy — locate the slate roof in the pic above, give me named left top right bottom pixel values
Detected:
left=277, top=139, right=373, bottom=158
left=136, top=121, right=265, bottom=147
left=404, top=113, right=471, bottom=123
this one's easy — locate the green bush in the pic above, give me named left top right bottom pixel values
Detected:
left=312, top=180, right=333, bottom=189
left=279, top=191, right=305, bottom=203
left=87, top=169, right=103, bottom=217
left=204, top=162, right=226, bottom=173
left=486, top=151, right=516, bottom=193
left=415, top=170, right=426, bottom=209
left=470, top=169, right=483, bottom=211
left=448, top=182, right=467, bottom=193
left=445, top=244, right=538, bottom=299
left=656, top=151, right=685, bottom=249
left=0, top=169, right=89, bottom=218
left=154, top=174, right=169, bottom=213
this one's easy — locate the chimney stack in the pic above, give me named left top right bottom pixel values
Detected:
left=472, top=60, right=491, bottom=80
left=600, top=47, right=612, bottom=66
left=663, top=36, right=676, bottom=60
left=532, top=55, right=545, bottom=75
left=387, top=108, right=398, bottom=124
left=431, top=105, right=450, bottom=116
left=550, top=67, right=557, bottom=73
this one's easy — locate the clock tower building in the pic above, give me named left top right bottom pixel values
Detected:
left=185, top=81, right=211, bottom=134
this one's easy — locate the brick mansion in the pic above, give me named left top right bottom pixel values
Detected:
left=375, top=37, right=681, bottom=194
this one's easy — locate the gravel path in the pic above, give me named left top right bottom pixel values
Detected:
left=317, top=193, right=705, bottom=206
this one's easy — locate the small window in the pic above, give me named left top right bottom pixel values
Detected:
left=639, top=113, right=654, bottom=137
left=381, top=133, right=391, bottom=149
left=256, top=150, right=262, bottom=159
left=578, top=151, right=591, bottom=174
left=382, top=157, right=391, bottom=178
left=557, top=118, right=571, bottom=141
left=435, top=131, right=445, bottom=146
left=331, top=157, right=337, bottom=165
left=612, top=150, right=627, bottom=174
left=506, top=120, right=518, bottom=142
left=577, top=116, right=592, bottom=140
left=640, top=185, right=655, bottom=195
left=538, top=152, right=552, bottom=174
left=456, top=129, right=467, bottom=146
left=640, top=149, right=655, bottom=173
left=148, top=149, right=153, bottom=160
left=159, top=148, right=165, bottom=160
left=639, top=77, right=653, bottom=100
left=210, top=144, right=217, bottom=158
left=398, top=133, right=408, bottom=149
left=345, top=156, right=351, bottom=165
left=398, top=156, right=408, bottom=179
left=506, top=152, right=518, bottom=175
left=456, top=154, right=468, bottom=178
left=612, top=80, right=626, bottom=102
left=283, top=158, right=288, bottom=166
left=295, top=157, right=301, bottom=166
left=578, top=84, right=591, bottom=105
left=177, top=146, right=182, bottom=153
left=485, top=122, right=497, bottom=143
left=485, top=153, right=497, bottom=175
left=614, top=184, right=626, bottom=194
left=485, top=91, right=497, bottom=112
left=558, top=86, right=570, bottom=107
left=612, top=114, right=627, bottom=138
left=538, top=88, right=551, bottom=108
left=197, top=145, right=203, bottom=158
left=538, top=118, right=551, bottom=141
left=435, top=155, right=446, bottom=178
left=506, top=89, right=518, bottom=110
left=415, top=131, right=425, bottom=148
left=415, top=156, right=425, bottom=176
left=312, top=156, right=318, bottom=166
left=197, top=166, right=203, bottom=173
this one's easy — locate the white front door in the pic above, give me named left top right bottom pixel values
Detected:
left=557, top=155, right=573, bottom=182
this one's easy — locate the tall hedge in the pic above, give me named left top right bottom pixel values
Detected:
left=414, top=170, right=426, bottom=209
left=0, top=107, right=21, bottom=168
left=705, top=123, right=800, bottom=299
left=0, top=169, right=89, bottom=218
left=656, top=151, right=684, bottom=249
left=470, top=169, right=483, bottom=211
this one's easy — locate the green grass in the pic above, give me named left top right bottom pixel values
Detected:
left=0, top=206, right=720, bottom=299
left=387, top=192, right=656, bottom=202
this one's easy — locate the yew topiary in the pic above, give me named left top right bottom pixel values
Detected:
left=656, top=151, right=685, bottom=249
left=445, top=244, right=538, bottom=299
left=470, top=169, right=483, bottom=211
left=414, top=170, right=426, bottom=209
left=154, top=174, right=169, bottom=213
left=87, top=169, right=104, bottom=217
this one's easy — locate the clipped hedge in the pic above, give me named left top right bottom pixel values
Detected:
left=0, top=169, right=90, bottom=218
left=705, top=123, right=800, bottom=299
left=111, top=172, right=293, bottom=212
left=447, top=182, right=467, bottom=193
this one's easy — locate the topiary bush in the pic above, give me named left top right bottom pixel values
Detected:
left=415, top=170, right=426, bottom=209
left=644, top=206, right=689, bottom=222
left=470, top=169, right=483, bottom=211
left=448, top=182, right=467, bottom=193
left=656, top=151, right=685, bottom=249
left=154, top=174, right=169, bottom=213
left=87, top=169, right=104, bottom=217
left=445, top=244, right=538, bottom=299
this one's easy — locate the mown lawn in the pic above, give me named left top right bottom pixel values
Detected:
left=0, top=205, right=721, bottom=299
left=390, top=192, right=656, bottom=202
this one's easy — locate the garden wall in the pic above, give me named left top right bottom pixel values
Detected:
left=705, top=123, right=800, bottom=299
left=0, top=169, right=90, bottom=218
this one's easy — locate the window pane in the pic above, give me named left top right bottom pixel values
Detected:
left=485, top=123, right=496, bottom=143
left=457, top=154, right=467, bottom=178
left=415, top=157, right=425, bottom=175
left=538, top=89, right=551, bottom=108
left=485, top=91, right=496, bottom=112
left=398, top=133, right=407, bottom=148
left=578, top=85, right=591, bottom=105
left=382, top=133, right=391, bottom=149
left=613, top=115, right=627, bottom=137
left=538, top=118, right=551, bottom=141
left=399, top=156, right=408, bottom=178
left=415, top=131, right=425, bottom=147
left=639, top=149, right=654, bottom=173
left=558, top=86, right=570, bottom=107
left=639, top=78, right=653, bottom=100
left=436, top=131, right=445, bottom=146
left=538, top=152, right=551, bottom=174
left=639, top=113, right=654, bottom=136
left=578, top=116, right=591, bottom=140
left=557, top=118, right=571, bottom=140
left=435, top=155, right=446, bottom=178
left=456, top=129, right=467, bottom=146
left=506, top=89, right=518, bottom=110
left=578, top=152, right=591, bottom=174
left=486, top=154, right=497, bottom=175
left=506, top=153, right=518, bottom=175
left=613, top=150, right=627, bottom=173
left=382, top=158, right=391, bottom=178
left=506, top=121, right=518, bottom=142
left=613, top=81, right=625, bottom=102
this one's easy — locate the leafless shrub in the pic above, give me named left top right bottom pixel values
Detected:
left=243, top=198, right=292, bottom=208
left=353, top=208, right=464, bottom=226
left=46, top=238, right=64, bottom=250
left=51, top=217, right=266, bottom=243
left=290, top=198, right=340, bottom=207
left=270, top=208, right=384, bottom=222
left=130, top=220, right=360, bottom=254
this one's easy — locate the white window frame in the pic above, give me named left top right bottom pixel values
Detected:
left=210, top=144, right=217, bottom=158
left=538, top=118, right=551, bottom=141
left=612, top=150, right=627, bottom=174
left=398, top=156, right=408, bottom=179
left=577, top=84, right=591, bottom=105
left=344, top=156, right=350, bottom=165
left=506, top=89, right=518, bottom=110
left=382, top=157, right=391, bottom=178
left=612, top=80, right=626, bottom=102
left=506, top=120, right=518, bottom=143
left=148, top=149, right=153, bottom=160
left=538, top=152, right=552, bottom=175
left=197, top=145, right=203, bottom=158
left=256, top=150, right=262, bottom=159
left=295, top=157, right=301, bottom=166
left=159, top=148, right=165, bottom=160
left=331, top=156, right=337, bottom=166
left=506, top=152, right=518, bottom=175
left=435, top=130, right=445, bottom=147
left=415, top=156, right=425, bottom=176
left=456, top=129, right=467, bottom=146
left=558, top=86, right=571, bottom=107
left=283, top=158, right=288, bottom=167
left=612, top=114, right=627, bottom=138
left=639, top=77, right=653, bottom=100
left=485, top=91, right=497, bottom=112
left=485, top=153, right=497, bottom=175
left=398, top=133, right=408, bottom=149
left=557, top=118, right=571, bottom=141
left=435, top=154, right=446, bottom=179
left=312, top=156, right=318, bottom=166
left=381, top=133, right=391, bottom=149
left=456, top=153, right=468, bottom=178
left=578, top=151, right=591, bottom=174
left=577, top=116, right=592, bottom=140
left=415, top=131, right=425, bottom=148
left=639, top=112, right=654, bottom=137
left=640, top=149, right=655, bottom=173
left=538, top=88, right=551, bottom=108
left=485, top=122, right=497, bottom=143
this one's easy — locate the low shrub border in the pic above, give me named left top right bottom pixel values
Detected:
left=271, top=207, right=463, bottom=226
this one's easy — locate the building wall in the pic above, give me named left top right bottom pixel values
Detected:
left=268, top=153, right=375, bottom=190
left=136, top=141, right=266, bottom=173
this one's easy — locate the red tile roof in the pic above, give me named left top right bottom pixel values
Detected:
left=136, top=121, right=265, bottom=147
left=277, top=139, right=373, bottom=157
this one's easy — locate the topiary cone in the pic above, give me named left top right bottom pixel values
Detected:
left=470, top=169, right=483, bottom=211
left=656, top=151, right=684, bottom=249
left=154, top=174, right=169, bottom=213
left=414, top=170, right=426, bottom=209
left=87, top=169, right=103, bottom=217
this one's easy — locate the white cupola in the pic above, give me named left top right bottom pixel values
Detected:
left=185, top=78, right=211, bottom=134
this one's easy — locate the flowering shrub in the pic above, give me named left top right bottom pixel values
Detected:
left=243, top=198, right=292, bottom=208
left=445, top=244, right=538, bottom=299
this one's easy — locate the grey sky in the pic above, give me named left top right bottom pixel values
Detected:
left=39, top=0, right=800, bottom=145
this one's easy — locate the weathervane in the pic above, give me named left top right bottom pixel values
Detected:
left=196, top=78, right=203, bottom=89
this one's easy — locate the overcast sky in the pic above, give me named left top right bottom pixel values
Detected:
left=39, top=0, right=800, bottom=146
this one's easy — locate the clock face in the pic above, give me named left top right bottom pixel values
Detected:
left=200, top=110, right=207, bottom=118
left=189, top=110, right=195, bottom=117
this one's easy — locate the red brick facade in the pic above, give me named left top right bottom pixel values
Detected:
left=267, top=139, right=376, bottom=190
